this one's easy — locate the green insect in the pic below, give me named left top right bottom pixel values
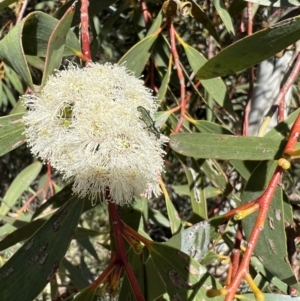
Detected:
left=137, top=106, right=160, bottom=139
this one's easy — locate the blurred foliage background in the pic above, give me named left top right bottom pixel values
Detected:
left=1, top=0, right=300, bottom=300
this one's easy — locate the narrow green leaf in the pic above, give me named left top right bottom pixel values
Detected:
left=149, top=242, right=223, bottom=300
left=118, top=12, right=163, bottom=77
left=145, top=256, right=166, bottom=300
left=61, top=258, right=90, bottom=289
left=170, top=133, right=289, bottom=160
left=201, top=250, right=220, bottom=266
left=197, top=16, right=300, bottom=79
left=165, top=193, right=182, bottom=234
left=0, top=223, right=16, bottom=237
left=0, top=82, right=3, bottom=108
left=2, top=82, right=17, bottom=106
left=0, top=161, right=43, bottom=216
left=230, top=160, right=260, bottom=181
left=265, top=107, right=300, bottom=139
left=77, top=238, right=100, bottom=261
left=157, top=64, right=172, bottom=102
left=73, top=228, right=101, bottom=240
left=0, top=22, right=33, bottom=87
left=1, top=215, right=31, bottom=229
left=10, top=100, right=26, bottom=114
left=3, top=64, right=24, bottom=94
left=118, top=34, right=157, bottom=76
left=172, top=185, right=222, bottom=198
left=155, top=110, right=171, bottom=129
left=189, top=0, right=220, bottom=44
left=0, top=11, right=80, bottom=87
left=250, top=256, right=288, bottom=293
left=238, top=159, right=270, bottom=197
left=178, top=40, right=235, bottom=117
left=193, top=120, right=234, bottom=134
left=0, top=0, right=18, bottom=9
left=25, top=55, right=45, bottom=71
left=32, top=183, right=73, bottom=219
left=149, top=209, right=170, bottom=228
left=41, top=4, right=75, bottom=87
left=147, top=9, right=163, bottom=36
left=0, top=217, right=47, bottom=251
left=0, top=197, right=83, bottom=301
left=213, top=0, right=235, bottom=35
left=22, top=12, right=80, bottom=58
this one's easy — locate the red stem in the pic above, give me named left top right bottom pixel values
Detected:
left=47, top=163, right=54, bottom=197
left=274, top=53, right=300, bottom=122
left=80, top=0, right=92, bottom=63
left=140, top=0, right=150, bottom=30
left=225, top=168, right=282, bottom=300
left=90, top=256, right=117, bottom=289
left=108, top=202, right=145, bottom=301
left=247, top=2, right=253, bottom=35
left=225, top=112, right=300, bottom=300
left=122, top=222, right=152, bottom=248
left=230, top=222, right=243, bottom=280
left=169, top=22, right=186, bottom=134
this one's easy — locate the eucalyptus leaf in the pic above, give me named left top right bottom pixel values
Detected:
left=118, top=11, right=163, bottom=76
left=149, top=241, right=224, bottom=300
left=41, top=4, right=75, bottom=87
left=0, top=197, right=83, bottom=301
left=0, top=113, right=25, bottom=156
left=0, top=161, right=42, bottom=216
left=170, top=133, right=290, bottom=160
left=197, top=16, right=300, bottom=79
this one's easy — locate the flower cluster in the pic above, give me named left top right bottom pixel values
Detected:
left=22, top=63, right=168, bottom=204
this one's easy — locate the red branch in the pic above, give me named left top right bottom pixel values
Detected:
left=108, top=202, right=145, bottom=301
left=91, top=256, right=117, bottom=289
left=169, top=22, right=186, bottom=134
left=225, top=167, right=282, bottom=300
left=140, top=0, right=150, bottom=30
left=274, top=53, right=300, bottom=122
left=80, top=0, right=91, bottom=63
left=224, top=112, right=300, bottom=300
left=247, top=2, right=253, bottom=35
left=230, top=222, right=243, bottom=281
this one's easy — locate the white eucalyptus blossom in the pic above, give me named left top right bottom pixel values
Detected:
left=22, top=63, right=168, bottom=205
